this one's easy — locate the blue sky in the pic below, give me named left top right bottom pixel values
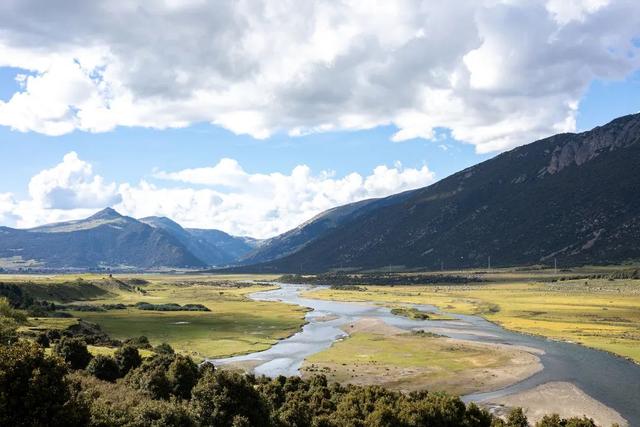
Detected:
left=0, top=1, right=639, bottom=237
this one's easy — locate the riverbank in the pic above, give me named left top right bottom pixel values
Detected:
left=301, top=277, right=640, bottom=363
left=486, top=382, right=628, bottom=427
left=301, top=318, right=542, bottom=396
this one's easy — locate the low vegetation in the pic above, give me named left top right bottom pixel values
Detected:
left=302, top=267, right=640, bottom=363
left=0, top=335, right=603, bottom=427
left=390, top=306, right=455, bottom=321
left=4, top=274, right=308, bottom=360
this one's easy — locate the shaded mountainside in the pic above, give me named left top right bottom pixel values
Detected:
left=187, top=228, right=258, bottom=261
left=238, top=193, right=417, bottom=265
left=0, top=209, right=206, bottom=269
left=139, top=216, right=234, bottom=266
left=242, top=113, right=640, bottom=272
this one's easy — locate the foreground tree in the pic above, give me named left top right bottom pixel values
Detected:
left=87, top=355, right=120, bottom=382
left=114, top=344, right=142, bottom=375
left=167, top=354, right=199, bottom=399
left=54, top=337, right=92, bottom=370
left=0, top=340, right=88, bottom=426
left=190, top=369, right=269, bottom=427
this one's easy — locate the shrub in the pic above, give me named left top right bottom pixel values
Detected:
left=114, top=344, right=142, bottom=375
left=125, top=358, right=172, bottom=400
left=190, top=369, right=269, bottom=427
left=506, top=408, right=529, bottom=427
left=87, top=355, right=121, bottom=382
left=54, top=337, right=92, bottom=369
left=167, top=354, right=199, bottom=399
left=0, top=340, right=88, bottom=426
left=0, top=317, right=18, bottom=346
left=155, top=342, right=175, bottom=355
left=35, top=332, right=50, bottom=348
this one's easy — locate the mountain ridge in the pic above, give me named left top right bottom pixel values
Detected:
left=233, top=113, right=640, bottom=272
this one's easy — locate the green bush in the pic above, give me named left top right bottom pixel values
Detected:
left=54, top=337, right=92, bottom=369
left=190, top=369, right=269, bottom=427
left=114, top=344, right=142, bottom=375
left=0, top=340, right=88, bottom=426
left=167, top=354, right=199, bottom=399
left=87, top=355, right=120, bottom=382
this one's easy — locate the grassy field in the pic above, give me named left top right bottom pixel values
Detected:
left=303, top=270, right=640, bottom=363
left=7, top=274, right=306, bottom=360
left=302, top=318, right=540, bottom=395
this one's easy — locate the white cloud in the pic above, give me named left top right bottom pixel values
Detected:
left=27, top=152, right=121, bottom=210
left=5, top=153, right=435, bottom=238
left=0, top=1, right=637, bottom=152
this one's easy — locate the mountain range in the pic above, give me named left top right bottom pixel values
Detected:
left=1, top=113, right=639, bottom=272
left=0, top=208, right=258, bottom=271
left=234, top=112, right=640, bottom=272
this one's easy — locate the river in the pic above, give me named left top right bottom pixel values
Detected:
left=212, top=284, right=640, bottom=425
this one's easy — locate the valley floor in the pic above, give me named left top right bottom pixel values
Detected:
left=301, top=317, right=542, bottom=396
left=302, top=269, right=640, bottom=363
left=15, top=274, right=307, bottom=360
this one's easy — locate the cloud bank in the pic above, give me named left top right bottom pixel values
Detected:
left=0, top=1, right=638, bottom=152
left=1, top=153, right=435, bottom=238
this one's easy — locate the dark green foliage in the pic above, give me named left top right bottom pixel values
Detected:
left=72, top=371, right=193, bottom=427
left=155, top=342, right=176, bottom=355
left=190, top=369, right=269, bottom=427
left=134, top=301, right=210, bottom=311
left=35, top=332, right=50, bottom=348
left=54, top=337, right=92, bottom=369
left=0, top=284, right=34, bottom=309
left=124, top=335, right=153, bottom=349
left=0, top=337, right=600, bottom=427
left=167, top=354, right=199, bottom=399
left=0, top=340, right=88, bottom=427
left=536, top=414, right=598, bottom=427
left=506, top=408, right=529, bottom=427
left=0, top=317, right=18, bottom=345
left=114, top=344, right=142, bottom=375
left=0, top=296, right=27, bottom=323
left=125, top=357, right=173, bottom=399
left=87, top=355, right=121, bottom=382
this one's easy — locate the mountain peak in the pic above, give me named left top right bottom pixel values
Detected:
left=88, top=207, right=123, bottom=221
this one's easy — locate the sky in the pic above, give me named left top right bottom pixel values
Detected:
left=0, top=0, right=639, bottom=238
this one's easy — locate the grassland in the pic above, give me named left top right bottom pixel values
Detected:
left=302, top=318, right=540, bottom=395
left=7, top=274, right=307, bottom=360
left=303, top=269, right=640, bottom=363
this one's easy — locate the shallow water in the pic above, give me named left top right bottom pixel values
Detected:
left=211, top=284, right=640, bottom=425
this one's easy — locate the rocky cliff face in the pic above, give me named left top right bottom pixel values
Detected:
left=545, top=114, right=640, bottom=175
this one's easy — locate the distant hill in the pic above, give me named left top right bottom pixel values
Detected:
left=140, top=217, right=258, bottom=265
left=0, top=208, right=206, bottom=270
left=238, top=113, right=640, bottom=272
left=0, top=208, right=260, bottom=271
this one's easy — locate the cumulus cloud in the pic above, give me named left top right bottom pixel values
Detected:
left=28, top=152, right=121, bottom=210
left=0, top=1, right=637, bottom=152
left=6, top=153, right=435, bottom=238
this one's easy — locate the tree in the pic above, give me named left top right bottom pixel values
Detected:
left=0, top=340, right=88, bottom=426
left=126, top=360, right=172, bottom=400
left=506, top=408, right=529, bottom=427
left=0, top=318, right=18, bottom=346
left=114, top=344, right=142, bottom=375
left=167, top=354, right=199, bottom=399
left=54, top=337, right=92, bottom=369
left=87, top=355, right=120, bottom=382
left=35, top=332, right=50, bottom=348
left=155, top=342, right=175, bottom=355
left=190, top=369, right=269, bottom=427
